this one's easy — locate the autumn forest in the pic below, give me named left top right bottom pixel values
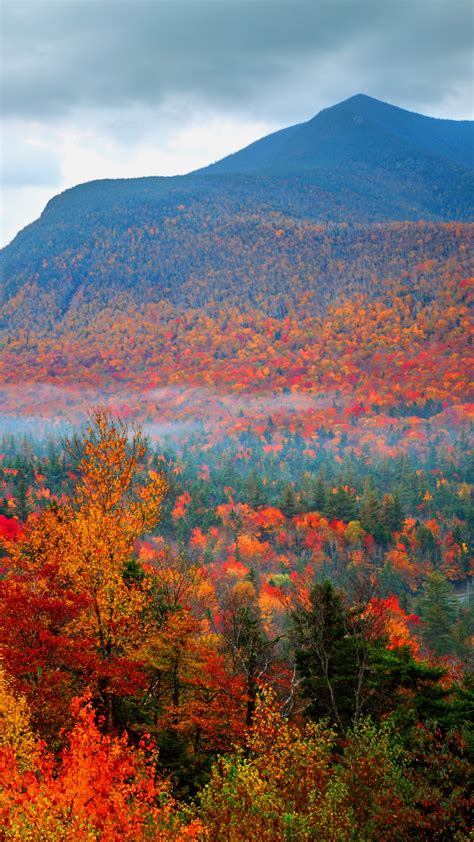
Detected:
left=0, top=88, right=473, bottom=840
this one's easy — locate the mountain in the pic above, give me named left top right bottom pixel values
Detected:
left=0, top=94, right=473, bottom=334
left=200, top=94, right=474, bottom=174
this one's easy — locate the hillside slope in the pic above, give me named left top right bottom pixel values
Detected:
left=1, top=95, right=473, bottom=333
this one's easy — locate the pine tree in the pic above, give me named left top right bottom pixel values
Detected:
left=245, top=470, right=266, bottom=509
left=417, top=573, right=457, bottom=658
left=279, top=484, right=299, bottom=518
left=15, top=476, right=31, bottom=522
left=327, top=486, right=357, bottom=521
left=311, top=475, right=327, bottom=514
left=359, top=484, right=387, bottom=543
left=299, top=472, right=315, bottom=512
left=293, top=581, right=452, bottom=732
left=292, top=581, right=364, bottom=731
left=382, top=492, right=405, bottom=535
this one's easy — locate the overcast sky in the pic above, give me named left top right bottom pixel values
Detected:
left=1, top=0, right=473, bottom=246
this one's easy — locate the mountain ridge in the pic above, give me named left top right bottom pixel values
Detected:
left=6, top=92, right=474, bottom=242
left=1, top=94, right=473, bottom=333
left=199, top=93, right=474, bottom=175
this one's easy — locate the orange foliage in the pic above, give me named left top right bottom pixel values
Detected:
left=0, top=691, right=201, bottom=841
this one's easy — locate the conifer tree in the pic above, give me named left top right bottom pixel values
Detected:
left=279, top=484, right=299, bottom=518
left=417, top=573, right=457, bottom=658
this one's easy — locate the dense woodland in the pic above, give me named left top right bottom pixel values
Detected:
left=0, top=403, right=472, bottom=839
left=0, top=93, right=473, bottom=840
left=0, top=246, right=472, bottom=836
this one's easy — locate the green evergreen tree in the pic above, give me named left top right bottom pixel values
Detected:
left=414, top=523, right=439, bottom=565
left=15, top=475, right=31, bottom=521
left=311, top=475, right=327, bottom=514
left=359, top=485, right=388, bottom=543
left=293, top=581, right=453, bottom=733
left=245, top=469, right=266, bottom=509
left=417, top=573, right=457, bottom=658
left=292, top=581, right=365, bottom=731
left=326, top=486, right=357, bottom=522
left=381, top=491, right=405, bottom=535
left=279, top=484, right=299, bottom=518
left=452, top=596, right=474, bottom=663
left=299, top=471, right=315, bottom=512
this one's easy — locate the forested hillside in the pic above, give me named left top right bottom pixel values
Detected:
left=0, top=95, right=472, bottom=839
left=1, top=95, right=473, bottom=329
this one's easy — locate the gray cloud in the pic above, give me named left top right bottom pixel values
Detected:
left=2, top=0, right=473, bottom=126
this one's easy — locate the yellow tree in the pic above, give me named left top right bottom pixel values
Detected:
left=2, top=409, right=168, bottom=732
left=0, top=664, right=38, bottom=773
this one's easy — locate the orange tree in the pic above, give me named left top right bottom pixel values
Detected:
left=0, top=666, right=202, bottom=841
left=0, top=409, right=168, bottom=737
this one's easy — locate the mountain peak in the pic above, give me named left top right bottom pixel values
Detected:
left=199, top=93, right=473, bottom=177
left=315, top=92, right=380, bottom=117
left=333, top=92, right=378, bottom=106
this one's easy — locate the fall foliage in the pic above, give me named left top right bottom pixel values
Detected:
left=0, top=410, right=472, bottom=838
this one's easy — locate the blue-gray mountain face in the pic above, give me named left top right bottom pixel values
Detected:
left=201, top=94, right=473, bottom=175
left=1, top=95, right=473, bottom=331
